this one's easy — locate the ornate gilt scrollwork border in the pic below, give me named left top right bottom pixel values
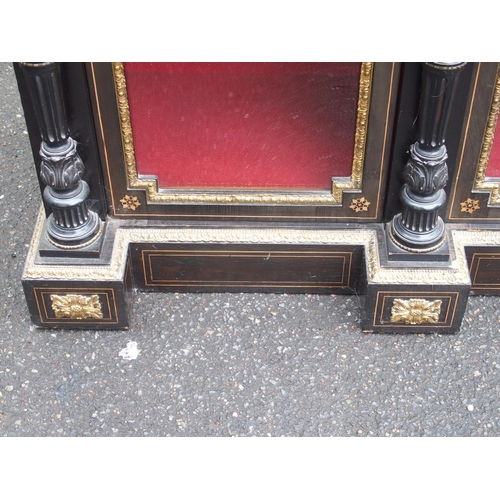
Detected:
left=112, top=62, right=373, bottom=205
left=473, top=63, right=500, bottom=204
left=24, top=206, right=471, bottom=287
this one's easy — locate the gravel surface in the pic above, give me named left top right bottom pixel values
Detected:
left=2, top=62, right=500, bottom=437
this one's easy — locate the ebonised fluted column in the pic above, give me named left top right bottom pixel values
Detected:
left=389, top=62, right=466, bottom=253
left=19, top=62, right=102, bottom=248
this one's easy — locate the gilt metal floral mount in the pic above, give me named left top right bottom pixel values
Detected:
left=50, top=294, right=103, bottom=320
left=390, top=298, right=442, bottom=325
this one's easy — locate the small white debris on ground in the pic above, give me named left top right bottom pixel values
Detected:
left=119, top=341, right=141, bottom=360
left=467, top=404, right=474, bottom=411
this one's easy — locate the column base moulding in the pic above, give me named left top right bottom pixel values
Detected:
left=21, top=208, right=500, bottom=332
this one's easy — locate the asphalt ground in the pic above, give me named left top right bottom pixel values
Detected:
left=2, top=62, right=500, bottom=445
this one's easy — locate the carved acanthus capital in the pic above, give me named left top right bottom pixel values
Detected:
left=403, top=144, right=449, bottom=195
left=39, top=138, right=84, bottom=190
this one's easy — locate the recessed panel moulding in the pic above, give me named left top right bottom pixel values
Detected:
left=124, top=62, right=361, bottom=190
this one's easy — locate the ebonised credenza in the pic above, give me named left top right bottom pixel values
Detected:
left=15, top=62, right=500, bottom=333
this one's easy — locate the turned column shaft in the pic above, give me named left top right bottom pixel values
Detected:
left=21, top=63, right=69, bottom=146
left=19, top=62, right=101, bottom=248
left=390, top=62, right=466, bottom=252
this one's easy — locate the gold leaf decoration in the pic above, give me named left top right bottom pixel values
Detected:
left=460, top=198, right=480, bottom=214
left=349, top=197, right=371, bottom=212
left=120, top=195, right=141, bottom=211
left=112, top=61, right=375, bottom=206
left=50, top=294, right=103, bottom=320
left=24, top=205, right=472, bottom=285
left=390, top=299, right=442, bottom=325
left=473, top=64, right=500, bottom=204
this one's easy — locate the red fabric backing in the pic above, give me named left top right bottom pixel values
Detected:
left=487, top=122, right=500, bottom=178
left=124, top=63, right=361, bottom=190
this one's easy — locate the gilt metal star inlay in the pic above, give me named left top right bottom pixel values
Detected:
left=349, top=197, right=371, bottom=213
left=460, top=198, right=480, bottom=214
left=120, top=195, right=141, bottom=211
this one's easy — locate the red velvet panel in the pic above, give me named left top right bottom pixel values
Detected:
left=486, top=122, right=500, bottom=178
left=124, top=63, right=361, bottom=190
